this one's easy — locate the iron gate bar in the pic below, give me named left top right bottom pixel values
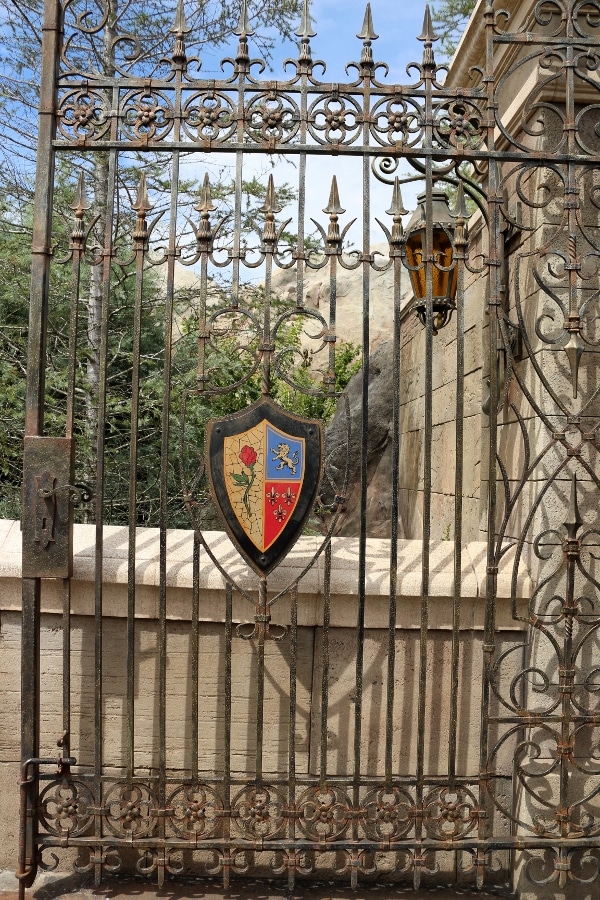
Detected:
left=416, top=24, right=436, bottom=884
left=50, top=144, right=600, bottom=165
left=29, top=836, right=600, bottom=851
left=19, top=0, right=63, bottom=885
left=449, top=185, right=468, bottom=789
left=384, top=176, right=403, bottom=793
left=18, top=0, right=600, bottom=893
left=127, top=173, right=150, bottom=782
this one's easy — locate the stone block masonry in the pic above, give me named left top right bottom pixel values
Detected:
left=0, top=520, right=531, bottom=877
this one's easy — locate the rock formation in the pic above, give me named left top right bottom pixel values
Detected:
left=271, top=244, right=412, bottom=350
left=320, top=339, right=402, bottom=539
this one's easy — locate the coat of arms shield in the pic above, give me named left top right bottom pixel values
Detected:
left=206, top=398, right=322, bottom=574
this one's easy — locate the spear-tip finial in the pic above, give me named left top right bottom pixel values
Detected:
left=295, top=0, right=316, bottom=39
left=70, top=171, right=91, bottom=216
left=386, top=178, right=408, bottom=246
left=170, top=0, right=190, bottom=34
left=357, top=3, right=378, bottom=41
left=195, top=173, right=216, bottom=245
left=323, top=175, right=346, bottom=216
left=386, top=177, right=408, bottom=218
left=132, top=173, right=152, bottom=242
left=261, top=175, right=281, bottom=245
left=452, top=181, right=469, bottom=220
left=564, top=472, right=583, bottom=539
left=195, top=173, right=217, bottom=215
left=234, top=0, right=255, bottom=37
left=563, top=328, right=584, bottom=399
left=132, top=172, right=153, bottom=214
left=418, top=4, right=439, bottom=43
left=260, top=174, right=282, bottom=215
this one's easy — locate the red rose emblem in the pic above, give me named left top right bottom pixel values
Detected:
left=239, top=445, right=257, bottom=467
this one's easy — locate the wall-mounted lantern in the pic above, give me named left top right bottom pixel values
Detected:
left=404, top=188, right=458, bottom=335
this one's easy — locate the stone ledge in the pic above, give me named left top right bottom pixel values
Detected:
left=0, top=868, right=515, bottom=898
left=0, top=521, right=531, bottom=630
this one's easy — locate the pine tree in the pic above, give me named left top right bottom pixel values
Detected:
left=0, top=0, right=363, bottom=526
left=432, top=0, right=478, bottom=58
left=0, top=1, right=305, bottom=515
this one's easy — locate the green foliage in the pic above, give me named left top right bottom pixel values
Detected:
left=175, top=284, right=360, bottom=425
left=0, top=207, right=29, bottom=517
left=0, top=178, right=361, bottom=529
left=0, top=168, right=93, bottom=517
left=0, top=0, right=313, bottom=527
left=273, top=338, right=361, bottom=422
left=171, top=283, right=361, bottom=528
left=0, top=173, right=167, bottom=522
left=432, top=0, right=478, bottom=59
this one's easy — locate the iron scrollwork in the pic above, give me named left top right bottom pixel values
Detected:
left=20, top=0, right=600, bottom=893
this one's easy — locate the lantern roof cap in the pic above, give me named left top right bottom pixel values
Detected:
left=405, top=188, right=456, bottom=237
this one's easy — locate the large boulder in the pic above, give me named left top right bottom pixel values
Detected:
left=320, top=340, right=401, bottom=538
left=272, top=245, right=411, bottom=351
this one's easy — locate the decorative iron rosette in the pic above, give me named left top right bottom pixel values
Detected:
left=57, top=88, right=111, bottom=143
left=296, top=785, right=353, bottom=841
left=361, top=786, right=415, bottom=841
left=423, top=785, right=479, bottom=840
left=166, top=784, right=224, bottom=839
left=38, top=779, right=95, bottom=837
left=231, top=784, right=287, bottom=840
left=433, top=98, right=485, bottom=152
left=244, top=91, right=300, bottom=144
left=119, top=90, right=175, bottom=142
left=369, top=95, right=423, bottom=148
left=103, top=782, right=157, bottom=838
left=308, top=93, right=363, bottom=145
left=182, top=91, right=237, bottom=143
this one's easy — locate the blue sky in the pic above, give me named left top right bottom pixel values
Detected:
left=277, top=0, right=433, bottom=81
left=200, top=1, right=435, bottom=81
left=191, top=2, right=441, bottom=242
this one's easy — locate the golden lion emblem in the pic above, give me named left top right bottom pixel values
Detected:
left=270, top=442, right=299, bottom=475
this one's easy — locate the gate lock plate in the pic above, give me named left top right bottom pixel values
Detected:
left=22, top=437, right=74, bottom=578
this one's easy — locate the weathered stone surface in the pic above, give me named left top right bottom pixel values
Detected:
left=321, top=305, right=485, bottom=540
left=0, top=524, right=532, bottom=625
left=271, top=245, right=412, bottom=352
left=310, top=626, right=526, bottom=779
left=0, top=618, right=529, bottom=873
left=0, top=521, right=532, bottom=875
left=321, top=340, right=400, bottom=538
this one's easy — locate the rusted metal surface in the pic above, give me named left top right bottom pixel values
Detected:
left=22, top=437, right=74, bottom=578
left=19, top=0, right=600, bottom=894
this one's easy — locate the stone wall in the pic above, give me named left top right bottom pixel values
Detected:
left=448, top=4, right=600, bottom=897
left=397, top=221, right=487, bottom=542
left=317, top=223, right=488, bottom=544
left=0, top=518, right=531, bottom=879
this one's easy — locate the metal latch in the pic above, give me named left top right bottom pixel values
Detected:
left=22, top=437, right=75, bottom=578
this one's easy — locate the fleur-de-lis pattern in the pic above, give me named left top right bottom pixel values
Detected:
left=23, top=0, right=600, bottom=892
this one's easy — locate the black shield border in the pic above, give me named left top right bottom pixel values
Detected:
left=206, top=397, right=322, bottom=575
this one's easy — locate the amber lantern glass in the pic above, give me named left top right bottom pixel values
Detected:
left=404, top=188, right=458, bottom=334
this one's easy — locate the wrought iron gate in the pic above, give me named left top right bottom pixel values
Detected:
left=19, top=0, right=600, bottom=893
